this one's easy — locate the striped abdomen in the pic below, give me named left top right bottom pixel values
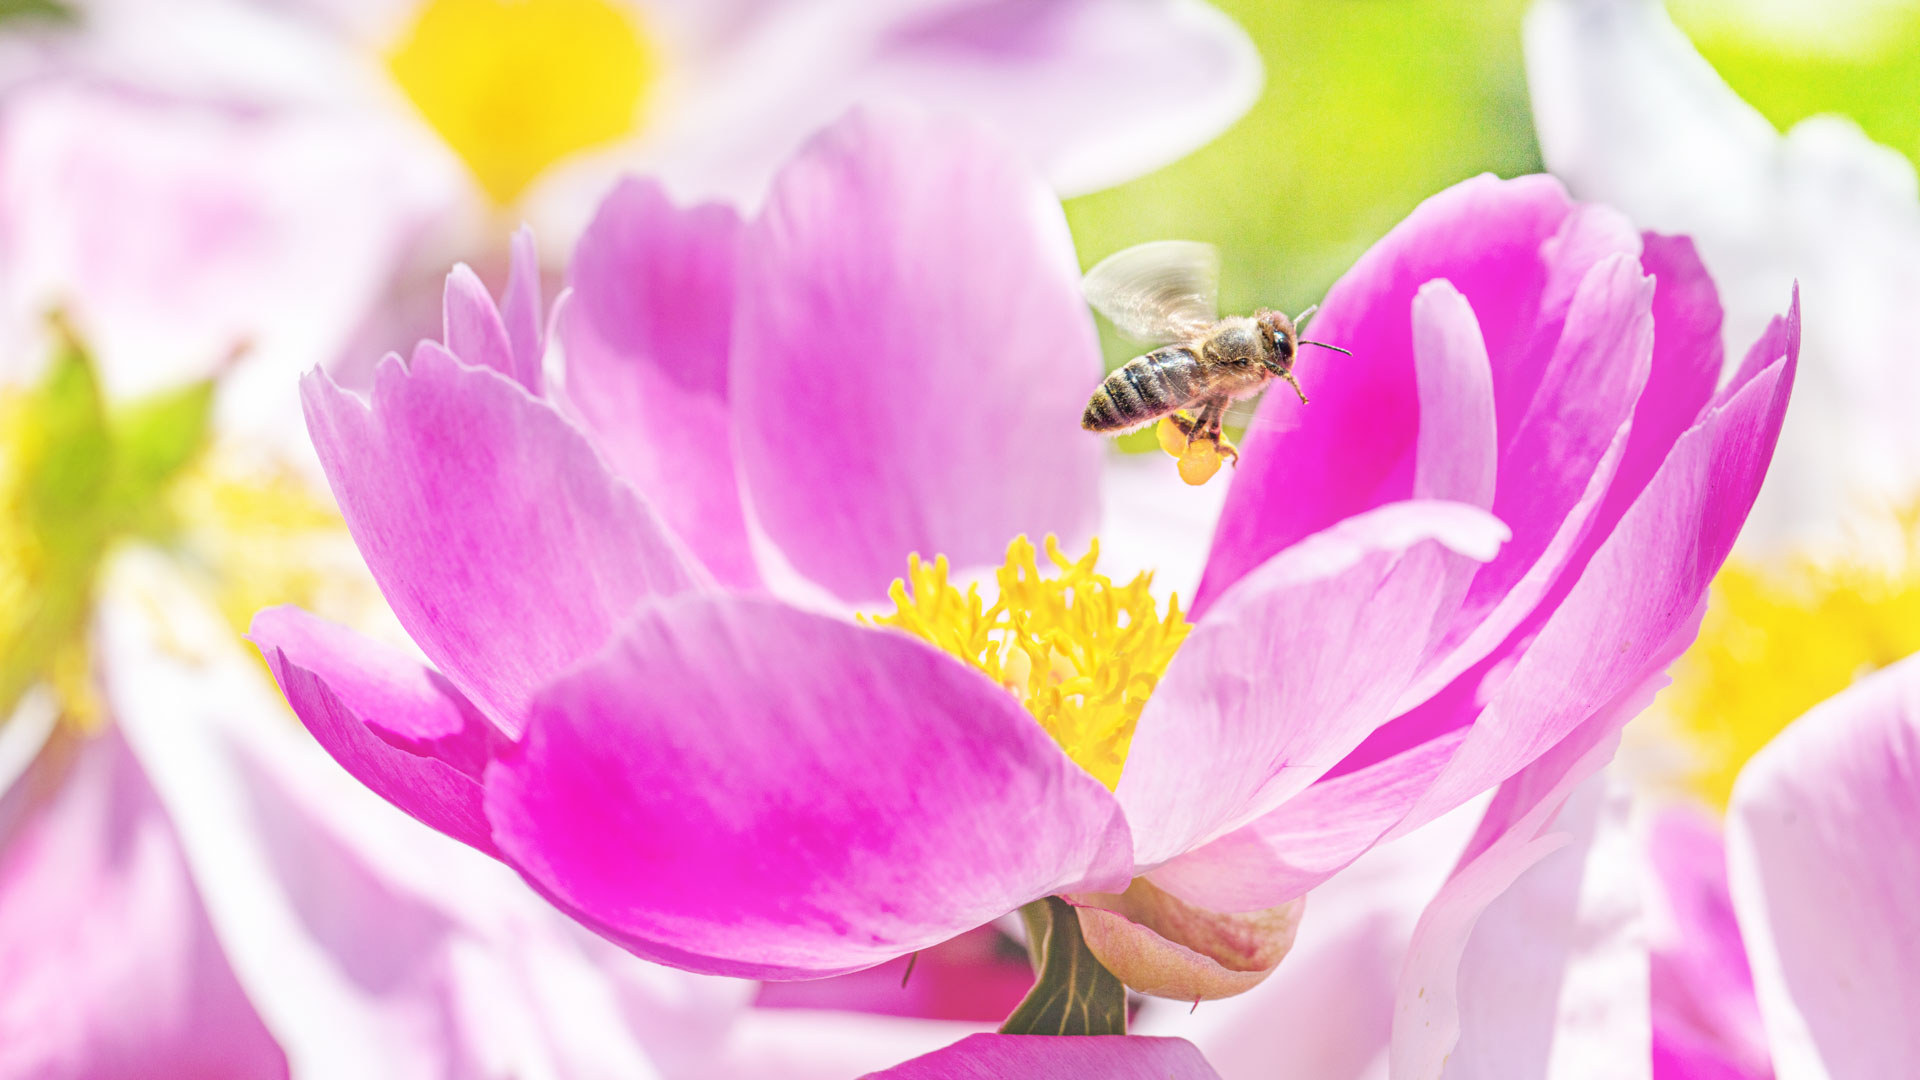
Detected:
left=1082, top=346, right=1204, bottom=432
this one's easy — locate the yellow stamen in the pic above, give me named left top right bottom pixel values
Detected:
left=1657, top=508, right=1920, bottom=808
left=864, top=536, right=1191, bottom=789
left=388, top=0, right=659, bottom=205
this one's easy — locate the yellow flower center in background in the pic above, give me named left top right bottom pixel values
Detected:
left=1659, top=511, right=1920, bottom=808
left=388, top=0, right=659, bottom=205
left=867, top=536, right=1191, bottom=789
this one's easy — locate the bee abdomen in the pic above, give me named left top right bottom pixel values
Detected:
left=1082, top=347, right=1202, bottom=432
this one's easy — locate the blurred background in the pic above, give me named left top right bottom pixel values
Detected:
left=4, top=0, right=1920, bottom=1076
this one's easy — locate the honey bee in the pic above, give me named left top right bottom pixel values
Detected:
left=1079, top=241, right=1348, bottom=483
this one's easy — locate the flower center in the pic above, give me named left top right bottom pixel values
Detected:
left=388, top=0, right=659, bottom=205
left=1658, top=510, right=1920, bottom=808
left=866, top=536, right=1190, bottom=789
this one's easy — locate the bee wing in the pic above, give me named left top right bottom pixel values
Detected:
left=1082, top=240, right=1221, bottom=344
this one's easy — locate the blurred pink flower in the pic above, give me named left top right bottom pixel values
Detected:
left=1, top=0, right=1260, bottom=418
left=251, top=102, right=1794, bottom=1017
left=1398, top=649, right=1920, bottom=1078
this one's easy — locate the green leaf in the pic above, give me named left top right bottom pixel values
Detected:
left=0, top=0, right=78, bottom=26
left=1066, top=0, right=1541, bottom=385
left=106, top=377, right=216, bottom=536
left=999, top=897, right=1129, bottom=1036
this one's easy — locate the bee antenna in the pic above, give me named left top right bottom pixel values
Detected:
left=1301, top=340, right=1351, bottom=356
left=1292, top=304, right=1319, bottom=329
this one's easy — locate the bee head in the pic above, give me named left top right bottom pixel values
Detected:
left=1253, top=309, right=1298, bottom=376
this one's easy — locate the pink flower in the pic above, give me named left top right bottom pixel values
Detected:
left=252, top=103, right=1794, bottom=1011
left=1398, top=650, right=1920, bottom=1077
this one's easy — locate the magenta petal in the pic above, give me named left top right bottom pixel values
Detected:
left=1727, top=652, right=1920, bottom=1077
left=485, top=595, right=1133, bottom=978
left=562, top=178, right=759, bottom=587
left=250, top=606, right=500, bottom=857
left=300, top=344, right=706, bottom=733
left=1119, top=500, right=1508, bottom=867
left=1197, top=174, right=1579, bottom=614
left=0, top=728, right=289, bottom=1079
left=732, top=105, right=1101, bottom=602
left=1395, top=310, right=1796, bottom=832
left=863, top=1034, right=1221, bottom=1079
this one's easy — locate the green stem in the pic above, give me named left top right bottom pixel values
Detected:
left=998, top=896, right=1128, bottom=1036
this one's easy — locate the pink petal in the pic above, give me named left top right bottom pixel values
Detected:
left=1147, top=728, right=1467, bottom=910
left=1410, top=281, right=1498, bottom=509
left=731, top=105, right=1100, bottom=603
left=484, top=594, right=1133, bottom=978
left=863, top=1033, right=1222, bottom=1079
left=1444, top=779, right=1649, bottom=1079
left=1648, top=810, right=1772, bottom=1080
left=1156, top=302, right=1795, bottom=912
left=1726, top=651, right=1920, bottom=1077
left=250, top=606, right=500, bottom=856
left=1394, top=302, right=1796, bottom=831
left=1070, top=880, right=1302, bottom=1002
left=442, top=264, right=516, bottom=384
left=1403, top=250, right=1655, bottom=703
left=1119, top=500, right=1508, bottom=867
left=501, top=225, right=544, bottom=392
left=300, top=343, right=707, bottom=733
left=561, top=178, right=760, bottom=588
left=1196, top=174, right=1580, bottom=615
left=1389, top=696, right=1641, bottom=1078
left=0, top=728, right=288, bottom=1079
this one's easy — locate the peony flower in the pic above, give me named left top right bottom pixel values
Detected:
left=253, top=101, right=1794, bottom=1030
left=1525, top=0, right=1920, bottom=554
left=1397, top=650, right=1920, bottom=1078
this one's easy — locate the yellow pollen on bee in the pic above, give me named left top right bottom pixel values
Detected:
left=388, top=0, right=659, bottom=205
left=1156, top=416, right=1190, bottom=458
left=1657, top=508, right=1920, bottom=809
left=863, top=536, right=1191, bottom=789
left=1176, top=441, right=1223, bottom=486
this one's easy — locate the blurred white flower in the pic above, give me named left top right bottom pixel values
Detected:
left=1526, top=0, right=1920, bottom=554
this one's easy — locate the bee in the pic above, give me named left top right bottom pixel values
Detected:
left=1079, top=241, right=1348, bottom=483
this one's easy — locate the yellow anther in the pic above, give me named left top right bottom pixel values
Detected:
left=388, top=0, right=659, bottom=205
left=864, top=536, right=1191, bottom=789
left=1658, top=507, right=1920, bottom=808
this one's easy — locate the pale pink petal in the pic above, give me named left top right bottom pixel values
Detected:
left=300, top=343, right=707, bottom=733
left=561, top=177, right=760, bottom=588
left=1389, top=694, right=1640, bottom=1078
left=1444, top=778, right=1649, bottom=1079
left=485, top=594, right=1133, bottom=979
left=442, top=263, right=516, bottom=384
left=863, top=1033, right=1222, bottom=1079
left=1410, top=281, right=1498, bottom=509
left=501, top=225, right=544, bottom=392
left=250, top=605, right=500, bottom=856
left=1726, top=651, right=1920, bottom=1077
left=1147, top=729, right=1467, bottom=910
left=0, top=728, right=288, bottom=1079
left=1119, top=500, right=1508, bottom=867
left=731, top=105, right=1100, bottom=603
left=1070, top=880, right=1302, bottom=1002
left=1196, top=174, right=1580, bottom=614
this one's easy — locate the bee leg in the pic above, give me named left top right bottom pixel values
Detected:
left=1280, top=369, right=1309, bottom=405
